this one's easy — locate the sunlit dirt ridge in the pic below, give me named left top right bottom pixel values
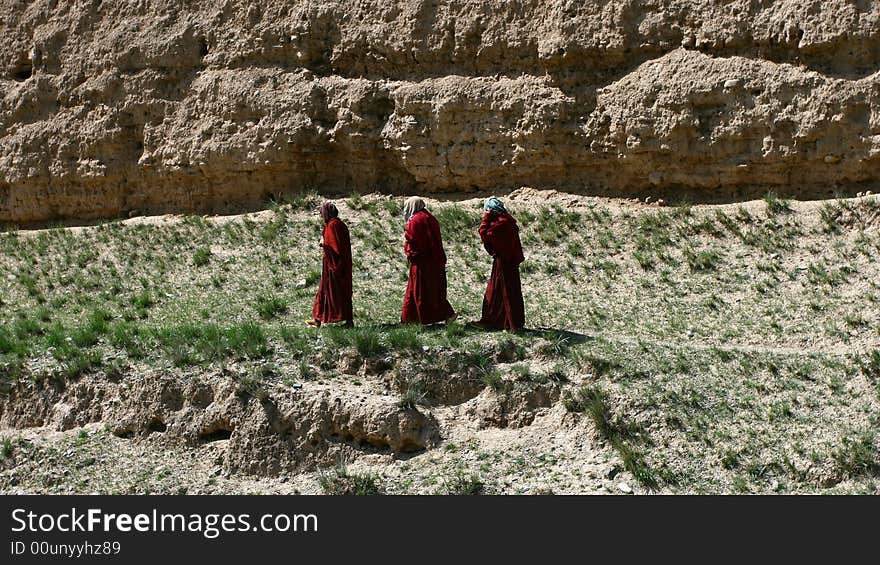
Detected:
left=2, top=1, right=880, bottom=224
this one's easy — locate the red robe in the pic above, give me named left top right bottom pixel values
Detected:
left=477, top=211, right=525, bottom=331
left=312, top=217, right=353, bottom=324
left=401, top=210, right=456, bottom=324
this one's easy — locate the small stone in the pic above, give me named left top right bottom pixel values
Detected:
left=644, top=196, right=653, bottom=204
left=604, top=466, right=620, bottom=479
left=723, top=79, right=741, bottom=89
left=824, top=154, right=840, bottom=164
left=617, top=482, right=633, bottom=494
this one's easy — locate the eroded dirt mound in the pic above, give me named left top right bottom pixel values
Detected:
left=3, top=1, right=880, bottom=223
left=0, top=343, right=577, bottom=478
left=0, top=373, right=440, bottom=475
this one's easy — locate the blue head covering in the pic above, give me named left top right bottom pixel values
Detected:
left=484, top=197, right=507, bottom=214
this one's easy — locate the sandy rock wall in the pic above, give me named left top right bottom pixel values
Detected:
left=2, top=1, right=880, bottom=223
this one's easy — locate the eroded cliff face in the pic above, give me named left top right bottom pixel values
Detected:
left=2, top=1, right=880, bottom=223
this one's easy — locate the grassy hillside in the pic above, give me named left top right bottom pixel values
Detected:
left=1, top=190, right=878, bottom=494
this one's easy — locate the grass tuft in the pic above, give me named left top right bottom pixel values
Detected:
left=353, top=328, right=386, bottom=358
left=193, top=247, right=212, bottom=267
left=318, top=464, right=382, bottom=495
left=255, top=294, right=288, bottom=320
left=397, top=379, right=429, bottom=409
left=437, top=469, right=484, bottom=495
left=763, top=191, right=792, bottom=215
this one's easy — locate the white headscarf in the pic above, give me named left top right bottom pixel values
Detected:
left=403, top=196, right=426, bottom=223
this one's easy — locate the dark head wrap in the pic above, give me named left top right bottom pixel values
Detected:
left=484, top=197, right=508, bottom=214
left=321, top=201, right=338, bottom=224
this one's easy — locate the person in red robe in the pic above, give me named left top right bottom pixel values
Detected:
left=470, top=197, right=525, bottom=332
left=307, top=201, right=353, bottom=327
left=400, top=196, right=457, bottom=325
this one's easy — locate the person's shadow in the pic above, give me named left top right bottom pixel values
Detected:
left=376, top=322, right=592, bottom=342
left=519, top=327, right=592, bottom=345
left=339, top=322, right=593, bottom=345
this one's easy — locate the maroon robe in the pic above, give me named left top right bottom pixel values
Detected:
left=401, top=209, right=456, bottom=324
left=477, top=211, right=525, bottom=331
left=312, top=217, right=353, bottom=324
